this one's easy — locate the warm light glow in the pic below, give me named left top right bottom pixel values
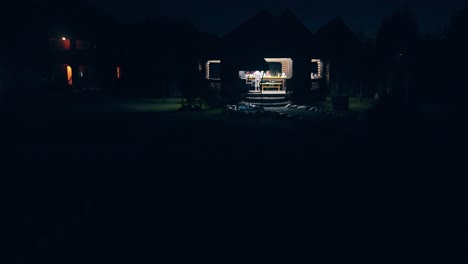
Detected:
left=311, top=59, right=323, bottom=79
left=264, top=58, right=292, bottom=61
left=206, top=60, right=221, bottom=79
left=116, top=66, right=121, bottom=79
left=62, top=37, right=66, bottom=41
left=264, top=58, right=293, bottom=79
left=66, top=65, right=72, bottom=86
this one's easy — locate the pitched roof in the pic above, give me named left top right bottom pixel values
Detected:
left=314, top=17, right=362, bottom=59
left=222, top=10, right=313, bottom=56
left=222, top=10, right=274, bottom=41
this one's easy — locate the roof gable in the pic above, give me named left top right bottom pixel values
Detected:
left=222, top=9, right=313, bottom=56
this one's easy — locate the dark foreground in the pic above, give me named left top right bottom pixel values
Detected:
left=1, top=106, right=466, bottom=263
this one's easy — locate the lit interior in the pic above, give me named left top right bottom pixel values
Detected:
left=238, top=58, right=293, bottom=92
left=205, top=58, right=294, bottom=92
left=264, top=58, right=293, bottom=79
left=66, top=65, right=72, bottom=85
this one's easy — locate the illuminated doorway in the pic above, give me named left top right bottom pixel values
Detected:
left=66, top=65, right=72, bottom=86
left=116, top=66, right=121, bottom=79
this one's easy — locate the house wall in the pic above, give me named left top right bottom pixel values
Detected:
left=49, top=38, right=71, bottom=50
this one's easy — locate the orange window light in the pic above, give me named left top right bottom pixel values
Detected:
left=66, top=65, right=72, bottom=85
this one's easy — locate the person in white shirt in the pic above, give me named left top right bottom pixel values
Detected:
left=253, top=70, right=262, bottom=91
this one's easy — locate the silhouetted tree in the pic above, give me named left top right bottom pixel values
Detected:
left=412, top=33, right=449, bottom=104
left=315, top=17, right=363, bottom=110
left=360, top=38, right=379, bottom=99
left=119, top=17, right=203, bottom=101
left=376, top=7, right=419, bottom=107
left=447, top=7, right=468, bottom=107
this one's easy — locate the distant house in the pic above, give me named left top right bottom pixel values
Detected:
left=44, top=1, right=121, bottom=95
left=203, top=10, right=328, bottom=105
left=47, top=33, right=97, bottom=93
left=3, top=0, right=121, bottom=99
left=46, top=30, right=123, bottom=95
left=202, top=10, right=363, bottom=105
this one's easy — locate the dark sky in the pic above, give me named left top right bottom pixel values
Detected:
left=83, top=0, right=466, bottom=37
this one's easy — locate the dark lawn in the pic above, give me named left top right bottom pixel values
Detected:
left=315, top=97, right=375, bottom=113
left=1, top=100, right=466, bottom=263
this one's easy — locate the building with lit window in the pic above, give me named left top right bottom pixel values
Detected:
left=2, top=0, right=122, bottom=99
left=46, top=21, right=122, bottom=95
left=201, top=10, right=329, bottom=106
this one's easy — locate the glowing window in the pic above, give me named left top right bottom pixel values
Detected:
left=116, top=66, right=121, bottom=79
left=206, top=60, right=221, bottom=80
left=66, top=65, right=72, bottom=86
left=311, top=59, right=323, bottom=79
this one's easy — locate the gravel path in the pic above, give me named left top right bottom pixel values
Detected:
left=264, top=105, right=350, bottom=121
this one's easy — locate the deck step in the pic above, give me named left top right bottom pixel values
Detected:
left=246, top=93, right=287, bottom=98
left=245, top=97, right=287, bottom=100
left=240, top=101, right=290, bottom=107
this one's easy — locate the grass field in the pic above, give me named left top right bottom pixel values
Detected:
left=316, top=97, right=374, bottom=113
left=79, top=97, right=188, bottom=112
left=2, top=94, right=465, bottom=263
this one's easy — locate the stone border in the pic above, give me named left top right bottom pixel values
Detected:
left=226, top=103, right=348, bottom=120
left=284, top=104, right=344, bottom=118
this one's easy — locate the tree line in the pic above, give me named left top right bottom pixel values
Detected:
left=0, top=1, right=467, bottom=110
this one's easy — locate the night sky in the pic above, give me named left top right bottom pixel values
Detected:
left=78, top=0, right=466, bottom=36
